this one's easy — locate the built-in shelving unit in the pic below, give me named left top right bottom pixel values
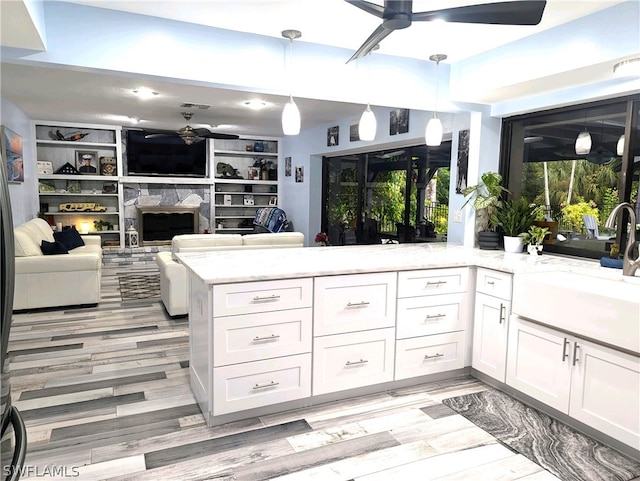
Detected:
left=212, top=137, right=279, bottom=233
left=34, top=121, right=124, bottom=247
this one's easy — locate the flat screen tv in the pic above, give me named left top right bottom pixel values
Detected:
left=126, top=129, right=208, bottom=178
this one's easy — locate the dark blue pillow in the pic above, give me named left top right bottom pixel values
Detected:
left=53, top=227, right=85, bottom=250
left=41, top=240, right=69, bottom=255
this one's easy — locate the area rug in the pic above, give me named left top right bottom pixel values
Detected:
left=118, top=273, right=161, bottom=300
left=442, top=389, right=640, bottom=481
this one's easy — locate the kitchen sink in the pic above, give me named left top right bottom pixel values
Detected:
left=512, top=271, right=640, bottom=354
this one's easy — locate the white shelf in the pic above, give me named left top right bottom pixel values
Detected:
left=36, top=140, right=117, bottom=148
left=214, top=178, right=277, bottom=185
left=45, top=211, right=120, bottom=215
left=214, top=149, right=278, bottom=157
left=38, top=174, right=115, bottom=181
left=39, top=192, right=119, bottom=197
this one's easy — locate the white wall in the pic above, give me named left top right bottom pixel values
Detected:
left=1, top=99, right=37, bottom=225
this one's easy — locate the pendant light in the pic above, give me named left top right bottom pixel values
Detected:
left=358, top=46, right=378, bottom=141
left=575, top=111, right=591, bottom=156
left=425, top=54, right=447, bottom=147
left=281, top=30, right=302, bottom=136
left=617, top=134, right=625, bottom=156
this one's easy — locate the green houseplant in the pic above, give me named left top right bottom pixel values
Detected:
left=523, top=225, right=550, bottom=255
left=462, top=171, right=510, bottom=249
left=494, top=197, right=537, bottom=253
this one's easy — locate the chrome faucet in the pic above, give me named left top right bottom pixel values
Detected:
left=605, top=202, right=639, bottom=276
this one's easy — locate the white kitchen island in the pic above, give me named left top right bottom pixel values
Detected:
left=177, top=243, right=640, bottom=457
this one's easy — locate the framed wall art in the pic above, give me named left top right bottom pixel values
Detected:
left=75, top=150, right=98, bottom=174
left=389, top=108, right=409, bottom=135
left=1, top=125, right=24, bottom=183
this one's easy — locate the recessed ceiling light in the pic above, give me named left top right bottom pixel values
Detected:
left=132, top=88, right=158, bottom=99
left=613, top=58, right=640, bottom=77
left=244, top=100, right=267, bottom=110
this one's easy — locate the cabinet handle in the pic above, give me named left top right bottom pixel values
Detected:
left=346, top=301, right=370, bottom=308
left=252, top=381, right=279, bottom=390
left=424, top=314, right=445, bottom=321
left=252, top=294, right=281, bottom=303
left=424, top=353, right=444, bottom=360
left=253, top=334, right=280, bottom=343
left=425, top=280, right=446, bottom=288
left=345, top=359, right=368, bottom=366
left=573, top=343, right=580, bottom=366
left=486, top=280, right=495, bottom=286
left=499, top=303, right=505, bottom=324
left=562, top=338, right=570, bottom=362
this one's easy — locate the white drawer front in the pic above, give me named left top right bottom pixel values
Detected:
left=476, top=268, right=512, bottom=300
left=213, top=353, right=311, bottom=415
left=395, top=331, right=466, bottom=380
left=313, top=328, right=395, bottom=395
left=398, top=268, right=469, bottom=298
left=396, top=294, right=466, bottom=339
left=314, top=272, right=397, bottom=336
left=213, top=308, right=312, bottom=366
left=213, top=278, right=312, bottom=316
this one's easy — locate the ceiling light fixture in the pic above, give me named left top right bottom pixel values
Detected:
left=575, top=111, right=591, bottom=156
left=359, top=46, right=378, bottom=142
left=132, top=87, right=158, bottom=99
left=281, top=29, right=302, bottom=136
left=613, top=57, right=640, bottom=77
left=244, top=100, right=267, bottom=110
left=425, top=54, right=447, bottom=147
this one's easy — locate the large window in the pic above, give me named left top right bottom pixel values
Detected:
left=502, top=95, right=640, bottom=259
left=322, top=143, right=451, bottom=245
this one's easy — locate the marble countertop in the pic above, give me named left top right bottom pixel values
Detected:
left=176, top=244, right=640, bottom=285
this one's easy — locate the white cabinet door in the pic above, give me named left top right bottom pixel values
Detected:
left=396, top=293, right=466, bottom=339
left=395, top=331, right=466, bottom=380
left=570, top=339, right=640, bottom=450
left=472, top=292, right=510, bottom=382
left=506, top=316, right=572, bottom=412
left=313, top=328, right=395, bottom=395
left=397, top=268, right=469, bottom=298
left=213, top=278, right=312, bottom=316
left=213, top=308, right=312, bottom=366
left=213, top=353, right=311, bottom=415
left=314, top=272, right=396, bottom=336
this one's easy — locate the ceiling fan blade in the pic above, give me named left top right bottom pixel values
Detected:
left=412, top=1, right=546, bottom=26
left=344, top=0, right=387, bottom=18
left=144, top=133, right=172, bottom=139
left=347, top=24, right=394, bottom=63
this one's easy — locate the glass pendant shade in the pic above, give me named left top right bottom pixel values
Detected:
left=575, top=129, right=592, bottom=155
left=617, top=134, right=625, bottom=156
left=359, top=104, right=376, bottom=141
left=425, top=116, right=443, bottom=146
left=282, top=97, right=301, bottom=135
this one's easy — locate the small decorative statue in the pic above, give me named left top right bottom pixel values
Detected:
left=216, top=162, right=242, bottom=179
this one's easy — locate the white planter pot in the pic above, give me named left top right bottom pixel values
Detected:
left=527, top=244, right=544, bottom=256
left=503, top=236, right=524, bottom=253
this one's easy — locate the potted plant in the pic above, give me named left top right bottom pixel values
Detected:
left=522, top=225, right=549, bottom=255
left=462, top=171, right=509, bottom=250
left=494, top=197, right=536, bottom=253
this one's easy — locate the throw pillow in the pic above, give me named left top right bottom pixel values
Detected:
left=53, top=227, right=85, bottom=251
left=41, top=240, right=69, bottom=255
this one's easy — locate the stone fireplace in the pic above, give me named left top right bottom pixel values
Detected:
left=137, top=206, right=200, bottom=246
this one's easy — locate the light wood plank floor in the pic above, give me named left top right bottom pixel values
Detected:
left=6, top=266, right=578, bottom=480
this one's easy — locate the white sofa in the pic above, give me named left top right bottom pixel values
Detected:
left=13, top=218, right=102, bottom=310
left=157, top=232, right=305, bottom=316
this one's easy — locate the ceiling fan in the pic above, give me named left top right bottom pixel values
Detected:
left=144, top=111, right=239, bottom=144
left=345, top=0, right=547, bottom=62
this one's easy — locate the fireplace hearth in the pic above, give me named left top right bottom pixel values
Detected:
left=137, top=206, right=199, bottom=245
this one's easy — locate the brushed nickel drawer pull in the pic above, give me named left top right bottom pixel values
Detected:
left=253, top=334, right=280, bottom=342
left=573, top=343, right=580, bottom=366
left=252, top=294, right=281, bottom=303
left=345, top=358, right=368, bottom=366
left=487, top=280, right=496, bottom=286
left=499, top=303, right=505, bottom=324
left=346, top=301, right=370, bottom=308
left=562, top=338, right=570, bottom=362
left=252, top=381, right=279, bottom=390
left=425, top=313, right=445, bottom=321
left=424, top=353, right=444, bottom=359
left=425, top=280, right=446, bottom=287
